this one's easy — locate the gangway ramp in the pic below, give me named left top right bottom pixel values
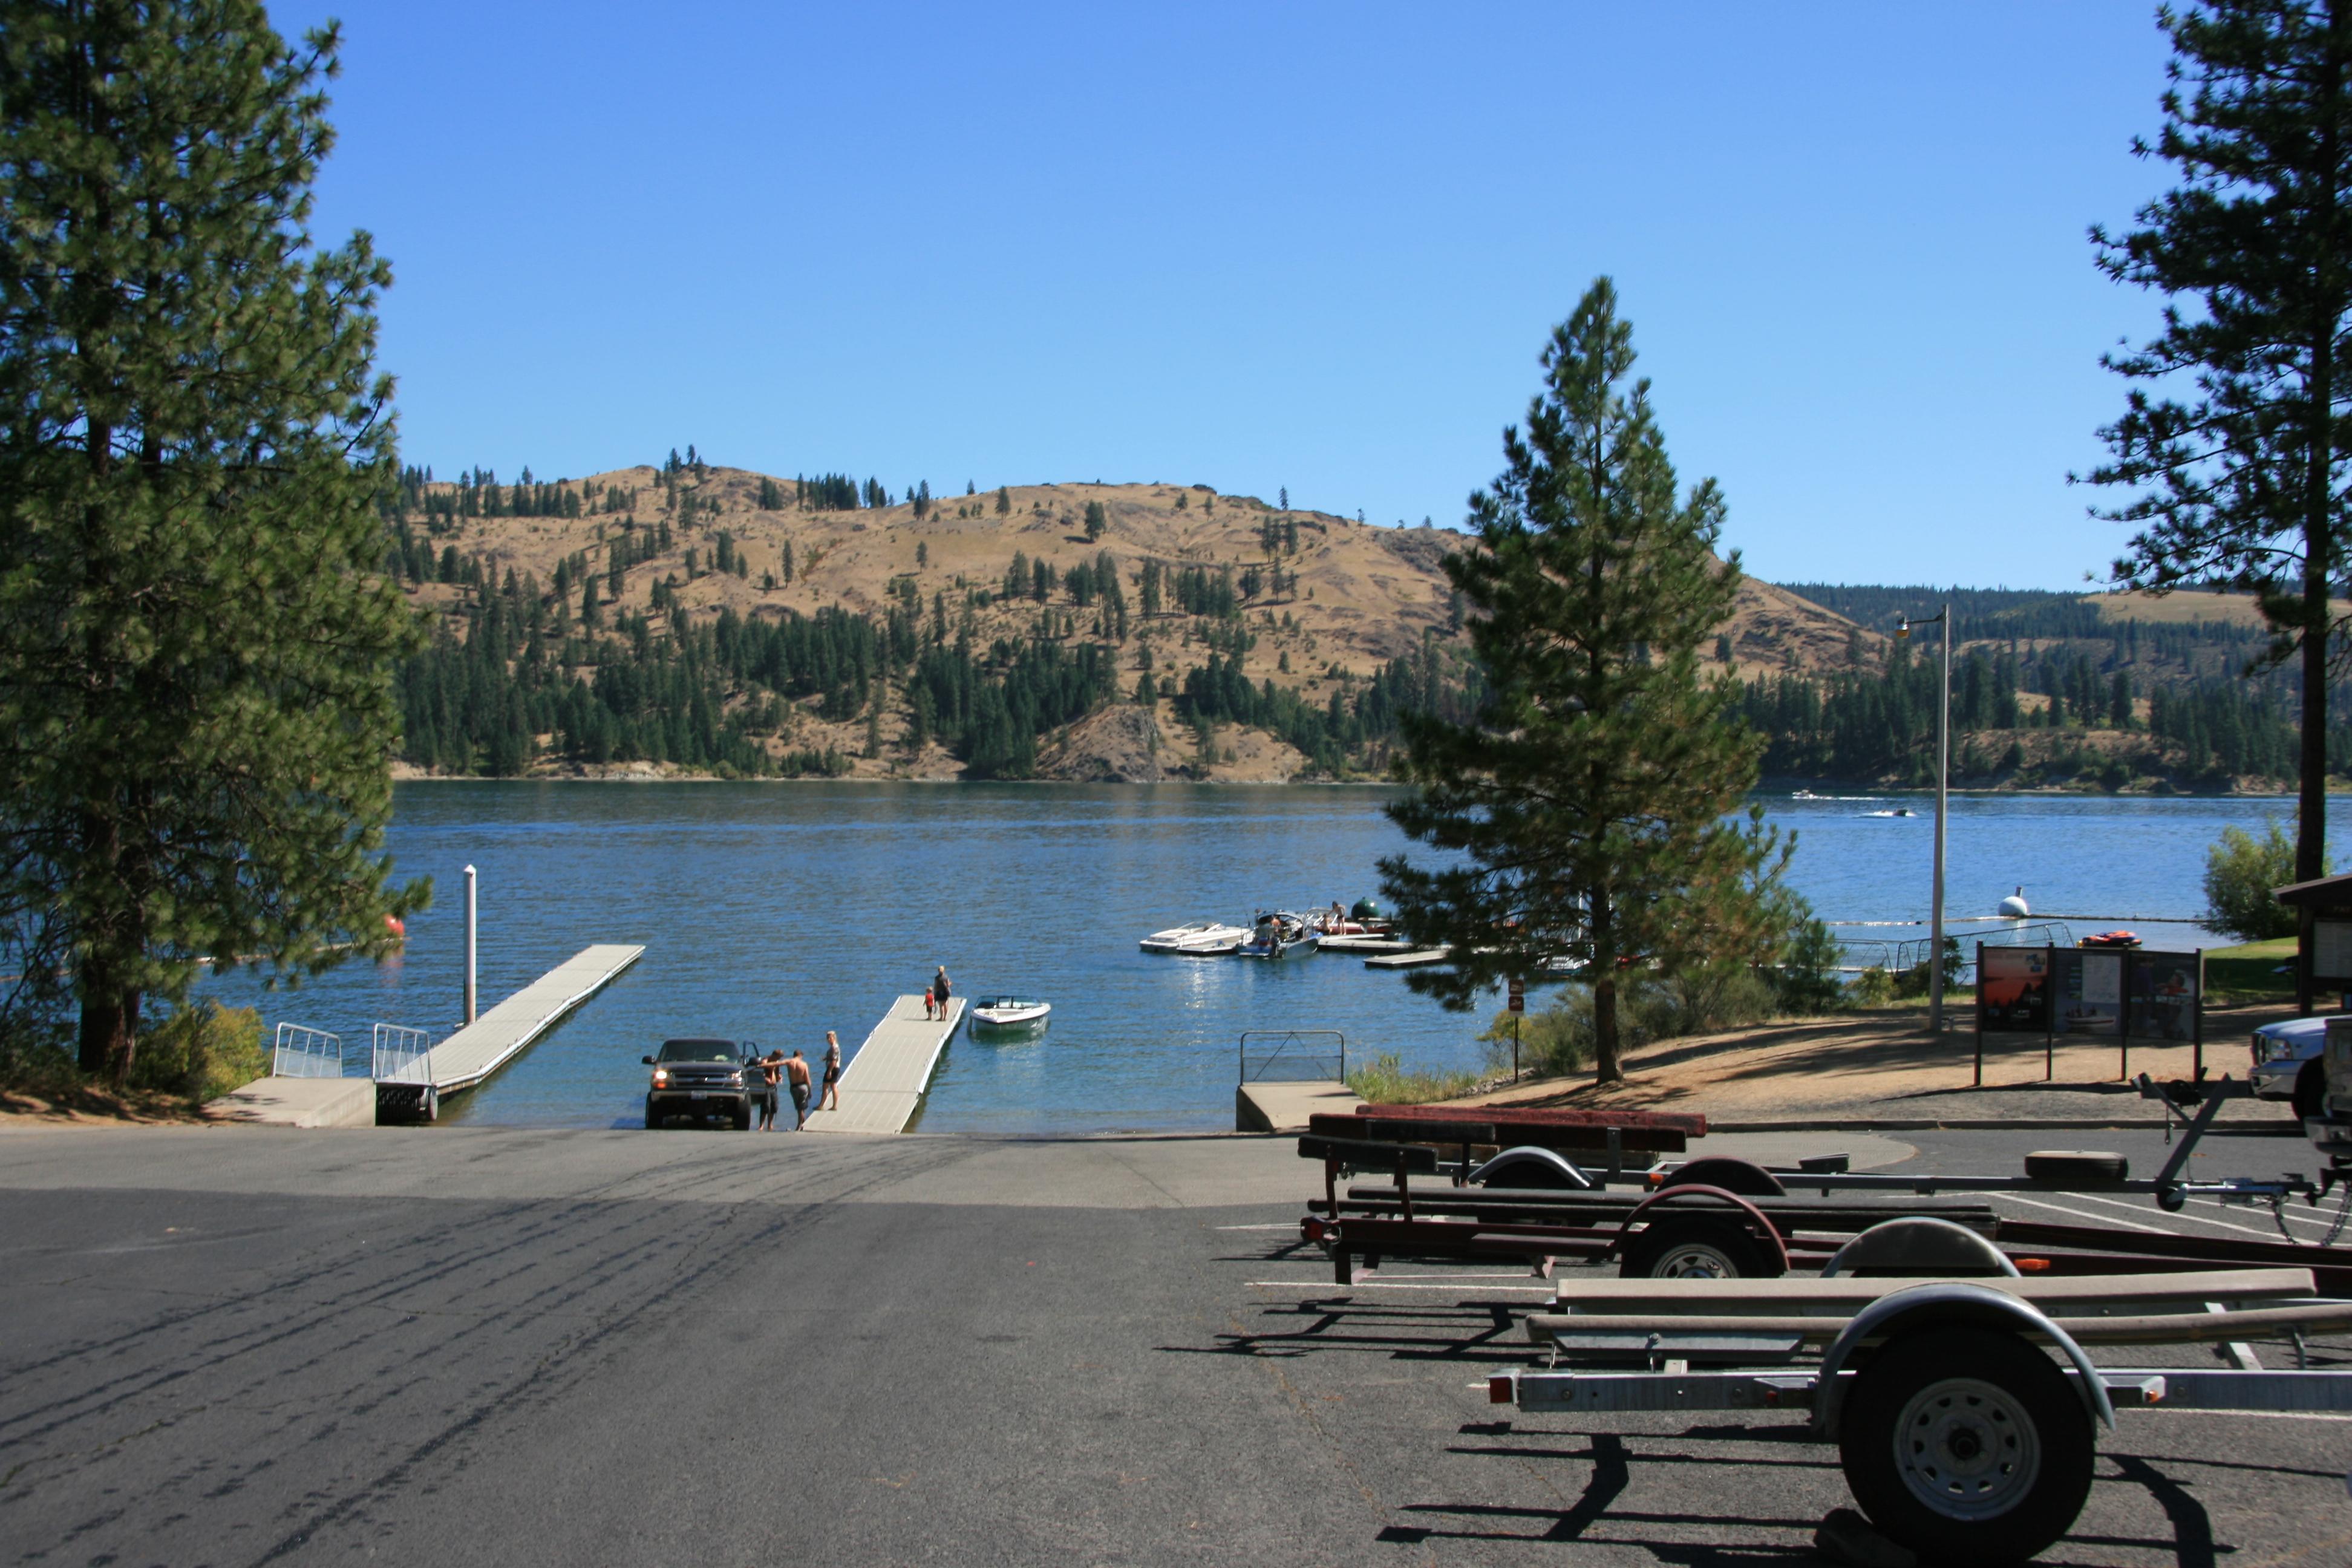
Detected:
left=426, top=944, right=644, bottom=1094
left=802, top=995, right=962, bottom=1134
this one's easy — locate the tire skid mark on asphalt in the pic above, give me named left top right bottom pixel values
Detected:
left=0, top=1137, right=971, bottom=1503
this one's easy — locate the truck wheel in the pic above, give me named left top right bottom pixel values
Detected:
left=1621, top=1218, right=1774, bottom=1279
left=733, top=1104, right=753, bottom=1131
left=1839, top=1326, right=2092, bottom=1567
left=2295, top=1061, right=2325, bottom=1123
left=644, top=1103, right=661, bottom=1130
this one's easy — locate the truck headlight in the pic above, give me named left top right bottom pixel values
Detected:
left=652, top=1068, right=669, bottom=1085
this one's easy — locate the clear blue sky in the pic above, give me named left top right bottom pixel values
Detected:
left=275, top=1, right=2177, bottom=589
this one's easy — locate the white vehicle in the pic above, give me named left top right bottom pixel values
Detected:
left=2249, top=1015, right=2332, bottom=1119
left=1139, top=921, right=1251, bottom=956
left=969, top=996, right=1051, bottom=1030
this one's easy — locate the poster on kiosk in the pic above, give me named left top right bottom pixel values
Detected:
left=1977, top=946, right=2052, bottom=1034
left=2057, top=949, right=2125, bottom=1035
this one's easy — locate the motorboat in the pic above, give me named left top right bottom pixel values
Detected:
left=970, top=996, right=1051, bottom=1030
left=1236, top=911, right=1319, bottom=961
left=1140, top=920, right=1252, bottom=956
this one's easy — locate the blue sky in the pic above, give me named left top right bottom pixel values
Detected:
left=275, top=1, right=2177, bottom=589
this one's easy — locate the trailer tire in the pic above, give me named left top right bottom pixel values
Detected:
left=1621, top=1218, right=1775, bottom=1279
left=1839, top=1326, right=2092, bottom=1567
left=2023, top=1151, right=2128, bottom=1187
left=1658, top=1158, right=1786, bottom=1197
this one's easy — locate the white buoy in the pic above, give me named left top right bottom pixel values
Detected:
left=1998, top=885, right=2029, bottom=918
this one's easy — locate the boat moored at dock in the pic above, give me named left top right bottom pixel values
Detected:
left=970, top=996, right=1052, bottom=1030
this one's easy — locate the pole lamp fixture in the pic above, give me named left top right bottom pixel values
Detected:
left=1896, top=606, right=1952, bottom=1033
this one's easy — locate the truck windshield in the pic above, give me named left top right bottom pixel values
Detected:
left=657, top=1040, right=739, bottom=1063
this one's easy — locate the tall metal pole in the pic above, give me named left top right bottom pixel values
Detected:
left=1929, top=606, right=1951, bottom=1033
left=461, top=865, right=475, bottom=1025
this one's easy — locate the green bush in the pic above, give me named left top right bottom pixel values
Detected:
left=1850, top=966, right=1897, bottom=1005
left=2203, top=820, right=2305, bottom=941
left=1771, top=915, right=1848, bottom=1014
left=129, top=1002, right=267, bottom=1103
left=1479, top=965, right=1785, bottom=1079
left=1344, top=1051, right=1481, bottom=1105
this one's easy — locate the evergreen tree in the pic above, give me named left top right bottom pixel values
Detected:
left=1379, top=280, right=1780, bottom=1084
left=996, top=484, right=1010, bottom=515
left=1084, top=498, right=1107, bottom=541
left=2087, top=0, right=2352, bottom=889
left=0, top=2, right=427, bottom=1079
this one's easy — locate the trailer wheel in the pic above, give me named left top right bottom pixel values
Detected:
left=1658, top=1158, right=1786, bottom=1197
left=1839, top=1327, right=2092, bottom=1567
left=2023, top=1151, right=2128, bottom=1187
left=1621, top=1218, right=1775, bottom=1279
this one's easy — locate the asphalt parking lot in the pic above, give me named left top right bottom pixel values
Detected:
left=1, top=1120, right=2346, bottom=1566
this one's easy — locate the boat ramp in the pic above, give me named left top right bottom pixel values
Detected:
left=803, top=995, right=964, bottom=1134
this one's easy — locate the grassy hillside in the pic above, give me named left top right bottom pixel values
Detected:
left=383, top=460, right=1872, bottom=782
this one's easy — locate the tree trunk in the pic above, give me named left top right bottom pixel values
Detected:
left=1591, top=889, right=1622, bottom=1083
left=76, top=982, right=140, bottom=1086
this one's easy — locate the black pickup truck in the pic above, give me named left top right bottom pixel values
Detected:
left=643, top=1037, right=762, bottom=1129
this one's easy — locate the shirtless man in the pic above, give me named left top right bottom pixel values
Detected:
left=754, top=1050, right=785, bottom=1130
left=785, top=1048, right=813, bottom=1129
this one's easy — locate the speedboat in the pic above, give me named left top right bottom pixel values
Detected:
left=970, top=997, right=1051, bottom=1030
left=1140, top=921, right=1251, bottom=956
left=1236, top=912, right=1318, bottom=960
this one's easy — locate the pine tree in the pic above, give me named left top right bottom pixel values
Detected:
left=2087, top=0, right=2352, bottom=892
left=995, top=485, right=1010, bottom=515
left=1379, top=280, right=1782, bottom=1085
left=0, top=2, right=426, bottom=1079
left=1084, top=499, right=1107, bottom=541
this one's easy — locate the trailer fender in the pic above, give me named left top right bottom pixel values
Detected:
left=1609, top=1183, right=1789, bottom=1273
left=1811, top=1281, right=2114, bottom=1440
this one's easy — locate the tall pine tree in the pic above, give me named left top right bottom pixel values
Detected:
left=1379, top=279, right=1780, bottom=1083
left=2086, top=1, right=2352, bottom=915
left=0, top=2, right=427, bottom=1080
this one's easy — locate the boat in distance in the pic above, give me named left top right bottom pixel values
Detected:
left=969, top=997, right=1052, bottom=1030
left=1236, top=911, right=1319, bottom=961
left=1139, top=921, right=1252, bottom=956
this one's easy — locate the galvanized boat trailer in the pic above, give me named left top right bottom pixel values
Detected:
left=1493, top=1266, right=2352, bottom=1566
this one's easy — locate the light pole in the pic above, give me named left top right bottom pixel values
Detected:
left=1897, top=606, right=1952, bottom=1033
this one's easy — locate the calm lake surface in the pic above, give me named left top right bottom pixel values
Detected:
left=196, top=784, right=2351, bottom=1135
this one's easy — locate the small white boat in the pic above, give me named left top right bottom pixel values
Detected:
left=1140, top=921, right=1252, bottom=956
left=1236, top=912, right=1319, bottom=961
left=969, top=996, right=1051, bottom=1030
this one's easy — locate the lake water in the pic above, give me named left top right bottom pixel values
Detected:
left=195, top=784, right=2348, bottom=1135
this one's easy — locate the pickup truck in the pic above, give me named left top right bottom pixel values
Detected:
left=643, top=1037, right=762, bottom=1129
left=2250, top=1016, right=2330, bottom=1120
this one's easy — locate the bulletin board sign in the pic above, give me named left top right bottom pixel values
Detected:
left=1975, top=942, right=2205, bottom=1084
left=2313, top=920, right=2352, bottom=985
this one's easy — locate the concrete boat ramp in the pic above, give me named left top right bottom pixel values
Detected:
left=803, top=995, right=964, bottom=1134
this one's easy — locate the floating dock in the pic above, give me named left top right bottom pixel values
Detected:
left=425, top=943, right=645, bottom=1093
left=1317, top=935, right=1416, bottom=955
left=1364, top=947, right=1450, bottom=969
left=802, top=995, right=963, bottom=1134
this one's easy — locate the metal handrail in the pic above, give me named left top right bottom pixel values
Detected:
left=1238, top=1028, right=1347, bottom=1083
left=272, top=1023, right=345, bottom=1078
left=371, top=1022, right=434, bottom=1086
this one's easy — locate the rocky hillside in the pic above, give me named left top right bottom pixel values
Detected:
left=387, top=460, right=1877, bottom=782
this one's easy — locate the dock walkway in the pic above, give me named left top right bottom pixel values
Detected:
left=427, top=944, right=645, bottom=1093
left=803, top=995, right=962, bottom=1134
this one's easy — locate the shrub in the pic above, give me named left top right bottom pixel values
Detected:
left=2203, top=820, right=2304, bottom=941
left=1345, top=1051, right=1480, bottom=1105
left=1772, top=915, right=1847, bottom=1013
left=129, top=1002, right=267, bottom=1103
left=1850, top=966, right=1897, bottom=1005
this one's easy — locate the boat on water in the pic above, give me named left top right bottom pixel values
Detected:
left=1139, top=920, right=1252, bottom=956
left=1236, top=911, right=1318, bottom=961
left=969, top=996, right=1051, bottom=1030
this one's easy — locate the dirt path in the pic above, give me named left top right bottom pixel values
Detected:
left=1439, top=1002, right=2299, bottom=1124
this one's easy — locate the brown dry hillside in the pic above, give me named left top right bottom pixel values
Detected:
left=396, top=463, right=1870, bottom=780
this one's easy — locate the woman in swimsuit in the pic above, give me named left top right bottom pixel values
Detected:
left=821, top=1030, right=841, bottom=1110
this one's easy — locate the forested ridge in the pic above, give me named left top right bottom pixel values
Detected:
left=1751, top=584, right=2341, bottom=789
left=371, top=459, right=2321, bottom=791
left=380, top=459, right=1481, bottom=780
